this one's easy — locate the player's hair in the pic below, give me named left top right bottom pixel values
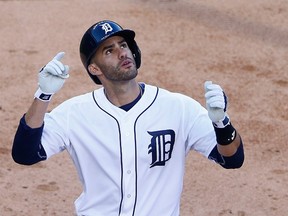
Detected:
left=79, top=20, right=141, bottom=85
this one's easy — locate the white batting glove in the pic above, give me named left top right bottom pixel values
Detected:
left=204, top=81, right=230, bottom=128
left=35, top=52, right=69, bottom=101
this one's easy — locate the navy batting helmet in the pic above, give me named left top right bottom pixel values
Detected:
left=79, top=20, right=141, bottom=84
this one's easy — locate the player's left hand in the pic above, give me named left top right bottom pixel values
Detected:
left=204, top=81, right=229, bottom=127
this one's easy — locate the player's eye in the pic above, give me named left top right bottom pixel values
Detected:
left=105, top=49, right=113, bottom=55
left=121, top=42, right=128, bottom=49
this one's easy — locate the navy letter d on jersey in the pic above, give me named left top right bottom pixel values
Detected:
left=148, top=130, right=175, bottom=168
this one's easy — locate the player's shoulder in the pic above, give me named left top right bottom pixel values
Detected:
left=55, top=90, right=97, bottom=109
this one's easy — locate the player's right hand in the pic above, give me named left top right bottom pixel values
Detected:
left=38, top=52, right=69, bottom=94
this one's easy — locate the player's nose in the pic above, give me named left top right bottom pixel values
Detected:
left=118, top=47, right=128, bottom=60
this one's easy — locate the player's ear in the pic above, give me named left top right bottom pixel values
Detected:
left=88, top=63, right=101, bottom=76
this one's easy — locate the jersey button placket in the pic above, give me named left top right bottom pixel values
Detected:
left=123, top=122, right=130, bottom=137
left=120, top=119, right=136, bottom=215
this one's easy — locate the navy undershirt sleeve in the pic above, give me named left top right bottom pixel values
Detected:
left=12, top=115, right=47, bottom=165
left=208, top=139, right=244, bottom=169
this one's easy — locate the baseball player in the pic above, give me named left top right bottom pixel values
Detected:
left=12, top=20, right=244, bottom=216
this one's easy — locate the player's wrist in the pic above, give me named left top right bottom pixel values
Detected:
left=213, top=120, right=237, bottom=146
left=34, top=88, right=53, bottom=102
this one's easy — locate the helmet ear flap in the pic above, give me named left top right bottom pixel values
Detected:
left=129, top=40, right=141, bottom=69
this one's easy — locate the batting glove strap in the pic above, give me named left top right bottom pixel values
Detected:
left=34, top=88, right=53, bottom=102
left=213, top=122, right=237, bottom=146
left=213, top=115, right=230, bottom=128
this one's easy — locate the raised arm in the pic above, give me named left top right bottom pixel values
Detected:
left=26, top=52, right=69, bottom=127
left=12, top=52, right=69, bottom=165
left=204, top=81, right=244, bottom=168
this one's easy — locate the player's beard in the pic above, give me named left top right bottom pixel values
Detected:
left=98, top=59, right=138, bottom=82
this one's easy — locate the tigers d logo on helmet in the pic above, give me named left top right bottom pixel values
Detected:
left=100, top=23, right=113, bottom=35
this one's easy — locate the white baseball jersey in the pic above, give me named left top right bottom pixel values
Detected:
left=41, top=83, right=217, bottom=216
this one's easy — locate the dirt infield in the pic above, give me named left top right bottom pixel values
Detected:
left=0, top=0, right=287, bottom=215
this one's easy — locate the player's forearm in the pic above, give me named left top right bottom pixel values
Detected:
left=217, top=132, right=241, bottom=157
left=24, top=52, right=69, bottom=128
left=25, top=99, right=49, bottom=128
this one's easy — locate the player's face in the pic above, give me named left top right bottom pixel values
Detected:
left=91, top=36, right=138, bottom=83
